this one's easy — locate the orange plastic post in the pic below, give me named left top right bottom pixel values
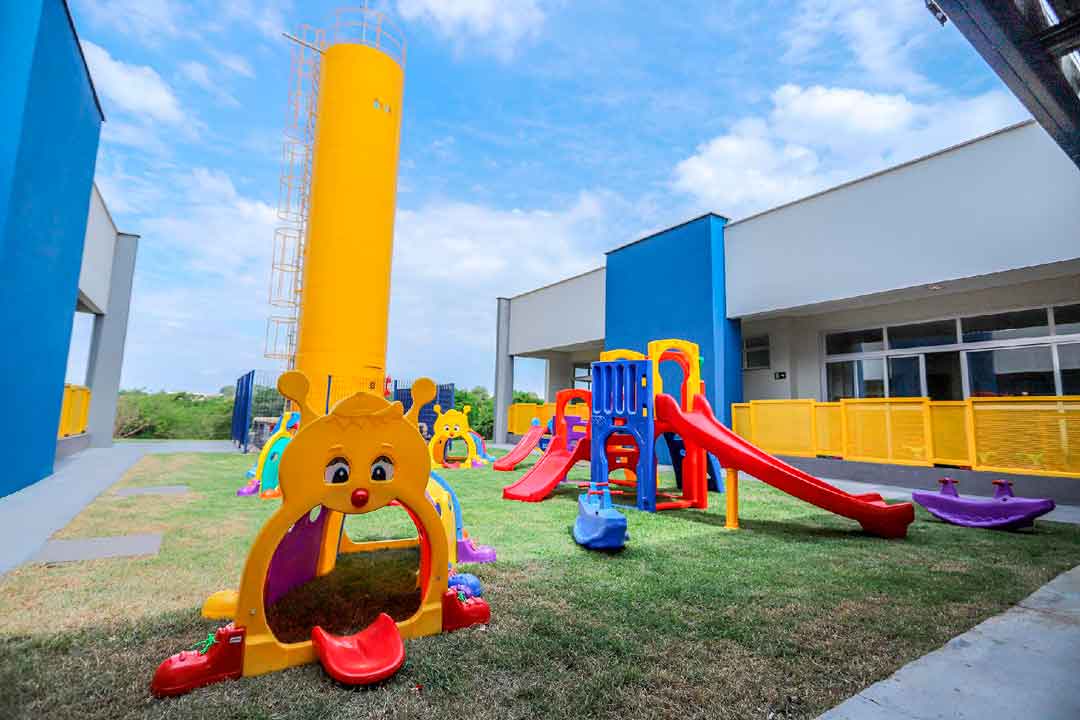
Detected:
left=725, top=468, right=739, bottom=530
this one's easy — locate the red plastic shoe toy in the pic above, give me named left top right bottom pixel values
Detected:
left=151, top=624, right=246, bottom=697
left=441, top=589, right=491, bottom=632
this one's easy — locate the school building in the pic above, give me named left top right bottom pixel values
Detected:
left=3, top=1, right=139, bottom=498
left=493, top=121, right=1080, bottom=495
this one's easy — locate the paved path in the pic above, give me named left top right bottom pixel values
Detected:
left=0, top=441, right=234, bottom=576
left=817, top=564, right=1080, bottom=720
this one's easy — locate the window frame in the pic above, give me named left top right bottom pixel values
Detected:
left=819, top=301, right=1080, bottom=400
left=742, top=334, right=771, bottom=371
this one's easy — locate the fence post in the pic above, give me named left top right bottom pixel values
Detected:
left=725, top=468, right=739, bottom=530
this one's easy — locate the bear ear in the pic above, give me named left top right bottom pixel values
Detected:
left=407, top=378, right=437, bottom=428
left=463, top=404, right=472, bottom=415
left=278, top=371, right=318, bottom=427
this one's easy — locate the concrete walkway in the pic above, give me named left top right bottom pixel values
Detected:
left=818, top=564, right=1080, bottom=720
left=0, top=440, right=234, bottom=576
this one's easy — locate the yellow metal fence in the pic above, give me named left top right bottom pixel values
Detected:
left=58, top=384, right=91, bottom=437
left=731, top=396, right=1080, bottom=479
left=506, top=401, right=589, bottom=435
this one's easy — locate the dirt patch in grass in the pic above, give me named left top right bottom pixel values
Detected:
left=266, top=549, right=422, bottom=644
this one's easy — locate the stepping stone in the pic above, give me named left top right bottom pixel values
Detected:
left=115, top=485, right=189, bottom=497
left=31, top=534, right=162, bottom=564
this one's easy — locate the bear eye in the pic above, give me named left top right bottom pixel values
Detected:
left=325, top=457, right=350, bottom=484
left=443, top=425, right=450, bottom=433
left=371, top=455, right=394, bottom=482
left=453, top=424, right=460, bottom=432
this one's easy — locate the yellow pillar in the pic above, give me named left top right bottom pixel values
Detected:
left=294, top=41, right=404, bottom=409
left=725, top=468, right=739, bottom=530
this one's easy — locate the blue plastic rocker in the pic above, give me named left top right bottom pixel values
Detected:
left=573, top=480, right=628, bottom=551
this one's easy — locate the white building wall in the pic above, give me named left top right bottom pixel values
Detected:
left=508, top=267, right=605, bottom=356
left=725, top=122, right=1080, bottom=319
left=742, top=272, right=1080, bottom=401
left=77, top=184, right=117, bottom=314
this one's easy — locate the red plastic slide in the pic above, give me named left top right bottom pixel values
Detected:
left=654, top=393, right=914, bottom=538
left=502, top=438, right=589, bottom=502
left=493, top=423, right=546, bottom=471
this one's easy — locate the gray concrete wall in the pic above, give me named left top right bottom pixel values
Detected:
left=77, top=184, right=117, bottom=315
left=508, top=267, right=605, bottom=356
left=725, top=122, right=1080, bottom=318
left=493, top=297, right=513, bottom=443
left=85, top=233, right=139, bottom=447
left=545, top=353, right=574, bottom=401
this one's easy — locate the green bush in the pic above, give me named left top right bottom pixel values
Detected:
left=114, top=390, right=234, bottom=439
left=452, top=386, right=543, bottom=439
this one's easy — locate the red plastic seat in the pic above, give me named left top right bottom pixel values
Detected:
left=311, top=613, right=406, bottom=685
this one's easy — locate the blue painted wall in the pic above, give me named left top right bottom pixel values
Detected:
left=0, top=0, right=103, bottom=498
left=604, top=214, right=743, bottom=434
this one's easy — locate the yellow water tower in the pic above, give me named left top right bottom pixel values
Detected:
left=294, top=11, right=405, bottom=409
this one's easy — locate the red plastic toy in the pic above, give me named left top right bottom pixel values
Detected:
left=310, top=613, right=406, bottom=685
left=151, top=624, right=246, bottom=697
left=441, top=589, right=492, bottom=631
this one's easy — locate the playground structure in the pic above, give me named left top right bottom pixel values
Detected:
left=428, top=404, right=488, bottom=469
left=912, top=478, right=1056, bottom=530
left=504, top=339, right=916, bottom=539
left=427, top=471, right=497, bottom=563
left=153, top=375, right=491, bottom=696
left=237, top=411, right=299, bottom=498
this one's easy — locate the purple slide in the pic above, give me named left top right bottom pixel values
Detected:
left=913, top=478, right=1055, bottom=530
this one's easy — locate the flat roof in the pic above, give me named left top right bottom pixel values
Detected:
left=507, top=265, right=605, bottom=301
left=604, top=212, right=729, bottom=256
left=726, top=119, right=1036, bottom=228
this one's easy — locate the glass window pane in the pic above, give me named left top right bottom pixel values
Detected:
left=1060, top=343, right=1080, bottom=395
left=967, top=346, right=1055, bottom=397
left=888, top=356, right=921, bottom=397
left=826, top=362, right=854, bottom=401
left=925, top=351, right=963, bottom=401
left=961, top=309, right=1049, bottom=343
left=744, top=335, right=769, bottom=349
left=1054, top=304, right=1080, bottom=336
left=887, top=320, right=957, bottom=349
left=826, top=328, right=883, bottom=355
left=857, top=358, right=886, bottom=398
left=744, top=349, right=770, bottom=369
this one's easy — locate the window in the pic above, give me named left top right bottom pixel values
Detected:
left=967, top=346, right=1055, bottom=397
left=887, top=320, right=957, bottom=349
left=826, top=359, right=885, bottom=401
left=1060, top=343, right=1080, bottom=395
left=826, top=328, right=883, bottom=355
left=925, top=352, right=963, bottom=401
left=573, top=364, right=591, bottom=390
left=743, top=335, right=770, bottom=370
left=888, top=356, right=921, bottom=397
left=961, top=309, right=1049, bottom=343
left=1054, top=304, right=1080, bottom=336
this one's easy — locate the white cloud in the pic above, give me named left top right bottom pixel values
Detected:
left=396, top=0, right=545, bottom=60
left=179, top=60, right=240, bottom=107
left=75, top=0, right=185, bottom=41
left=784, top=0, right=934, bottom=93
left=81, top=41, right=185, bottom=124
left=220, top=0, right=292, bottom=40
left=211, top=50, right=256, bottom=78
left=673, top=85, right=1028, bottom=219
left=385, top=191, right=624, bottom=387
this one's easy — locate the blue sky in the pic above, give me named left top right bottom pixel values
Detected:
left=64, top=0, right=1029, bottom=396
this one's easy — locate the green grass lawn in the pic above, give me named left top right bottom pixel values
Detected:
left=2, top=450, right=1080, bottom=720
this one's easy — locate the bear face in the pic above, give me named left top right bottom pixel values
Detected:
left=276, top=373, right=433, bottom=515
left=432, top=404, right=471, bottom=440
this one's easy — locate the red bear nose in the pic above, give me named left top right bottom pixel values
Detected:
left=350, top=489, right=369, bottom=508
